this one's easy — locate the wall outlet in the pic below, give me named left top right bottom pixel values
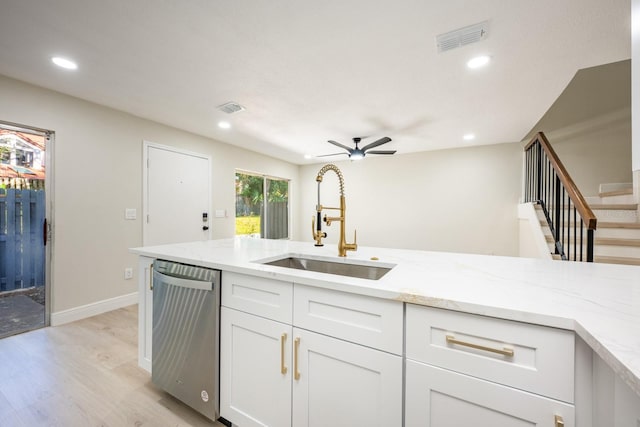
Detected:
left=124, top=267, right=133, bottom=280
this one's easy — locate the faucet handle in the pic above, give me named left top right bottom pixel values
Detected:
left=311, top=216, right=326, bottom=246
left=344, top=229, right=358, bottom=253
left=311, top=216, right=318, bottom=239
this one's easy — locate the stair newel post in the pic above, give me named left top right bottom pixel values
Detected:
left=586, top=229, right=594, bottom=263
left=554, top=176, right=561, bottom=255
left=524, top=149, right=528, bottom=201
left=536, top=140, right=543, bottom=203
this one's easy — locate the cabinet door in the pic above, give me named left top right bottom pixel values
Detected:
left=406, top=360, right=574, bottom=427
left=137, top=256, right=154, bottom=372
left=220, top=307, right=292, bottom=427
left=292, top=328, right=402, bottom=427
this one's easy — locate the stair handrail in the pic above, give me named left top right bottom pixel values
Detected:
left=523, top=132, right=597, bottom=262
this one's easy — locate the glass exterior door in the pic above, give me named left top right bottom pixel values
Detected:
left=0, top=123, right=49, bottom=338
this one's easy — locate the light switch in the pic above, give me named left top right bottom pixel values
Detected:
left=125, top=208, right=137, bottom=220
left=215, top=209, right=226, bottom=218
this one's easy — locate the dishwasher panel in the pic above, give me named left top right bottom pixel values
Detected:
left=152, top=260, right=221, bottom=421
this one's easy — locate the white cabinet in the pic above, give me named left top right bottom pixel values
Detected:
left=405, top=304, right=575, bottom=427
left=220, top=307, right=292, bottom=427
left=222, top=271, right=293, bottom=323
left=220, top=273, right=403, bottom=427
left=137, top=256, right=154, bottom=372
left=613, top=377, right=640, bottom=427
left=293, top=284, right=403, bottom=355
left=292, top=328, right=402, bottom=427
left=406, top=361, right=573, bottom=427
left=591, top=352, right=640, bottom=427
left=220, top=272, right=293, bottom=426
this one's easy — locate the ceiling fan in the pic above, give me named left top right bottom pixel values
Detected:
left=319, top=137, right=395, bottom=160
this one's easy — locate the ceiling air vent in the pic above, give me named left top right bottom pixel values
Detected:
left=217, top=101, right=245, bottom=114
left=436, top=21, right=489, bottom=53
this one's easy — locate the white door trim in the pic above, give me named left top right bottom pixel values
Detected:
left=142, top=140, right=212, bottom=246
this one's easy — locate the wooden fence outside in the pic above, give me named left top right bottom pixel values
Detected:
left=0, top=188, right=45, bottom=292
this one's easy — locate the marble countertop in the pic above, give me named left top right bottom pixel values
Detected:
left=131, top=237, right=640, bottom=397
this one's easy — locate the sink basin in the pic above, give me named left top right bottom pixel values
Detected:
left=258, top=255, right=394, bottom=280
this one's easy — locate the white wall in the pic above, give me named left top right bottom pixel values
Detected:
left=517, top=203, right=552, bottom=260
left=545, top=109, right=632, bottom=196
left=299, top=142, right=523, bottom=256
left=0, top=74, right=299, bottom=314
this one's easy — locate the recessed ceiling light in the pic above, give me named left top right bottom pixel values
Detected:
left=51, top=56, right=78, bottom=70
left=467, top=55, right=490, bottom=69
left=304, top=154, right=312, bottom=159
left=463, top=133, right=475, bottom=141
left=218, top=121, right=231, bottom=129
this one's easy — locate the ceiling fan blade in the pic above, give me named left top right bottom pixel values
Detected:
left=327, top=140, right=354, bottom=152
left=361, top=136, right=391, bottom=152
left=366, top=150, right=396, bottom=155
left=317, top=152, right=348, bottom=157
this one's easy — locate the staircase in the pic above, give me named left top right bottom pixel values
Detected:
left=586, top=186, right=639, bottom=266
left=537, top=186, right=640, bottom=266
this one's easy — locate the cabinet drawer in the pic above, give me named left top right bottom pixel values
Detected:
left=222, top=272, right=293, bottom=323
left=406, top=360, right=574, bottom=427
left=293, top=284, right=403, bottom=355
left=406, top=304, right=574, bottom=403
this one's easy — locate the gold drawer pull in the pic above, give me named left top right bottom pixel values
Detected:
left=554, top=415, right=564, bottom=427
left=446, top=334, right=514, bottom=357
left=280, top=333, right=288, bottom=375
left=294, top=337, right=301, bottom=380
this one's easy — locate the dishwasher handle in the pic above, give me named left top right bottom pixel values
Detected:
left=153, top=269, right=213, bottom=291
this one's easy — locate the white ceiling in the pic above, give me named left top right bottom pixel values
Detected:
left=0, top=0, right=631, bottom=165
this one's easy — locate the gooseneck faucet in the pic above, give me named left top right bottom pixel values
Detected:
left=311, top=164, right=357, bottom=257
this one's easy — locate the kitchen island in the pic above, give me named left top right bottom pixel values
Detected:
left=131, top=237, right=640, bottom=426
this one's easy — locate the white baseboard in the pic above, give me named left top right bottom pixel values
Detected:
left=50, top=292, right=139, bottom=326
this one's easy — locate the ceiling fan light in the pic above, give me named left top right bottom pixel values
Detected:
left=349, top=152, right=364, bottom=160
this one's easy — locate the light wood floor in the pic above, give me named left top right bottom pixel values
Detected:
left=0, top=305, right=226, bottom=426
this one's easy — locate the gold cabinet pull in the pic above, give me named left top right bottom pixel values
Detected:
left=446, top=334, right=514, bottom=357
left=554, top=415, right=564, bottom=427
left=280, top=333, right=288, bottom=375
left=294, top=337, right=301, bottom=380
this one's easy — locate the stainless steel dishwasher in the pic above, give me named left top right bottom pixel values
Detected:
left=152, top=259, right=221, bottom=422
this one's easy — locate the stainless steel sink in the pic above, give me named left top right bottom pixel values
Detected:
left=259, top=255, right=394, bottom=280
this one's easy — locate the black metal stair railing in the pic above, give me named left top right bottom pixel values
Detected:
left=523, top=132, right=597, bottom=262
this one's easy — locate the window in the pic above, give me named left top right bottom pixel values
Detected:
left=235, top=171, right=290, bottom=239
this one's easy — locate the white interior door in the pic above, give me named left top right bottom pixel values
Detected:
left=144, top=142, right=211, bottom=246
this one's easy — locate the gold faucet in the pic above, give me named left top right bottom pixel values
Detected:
left=311, top=164, right=357, bottom=257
